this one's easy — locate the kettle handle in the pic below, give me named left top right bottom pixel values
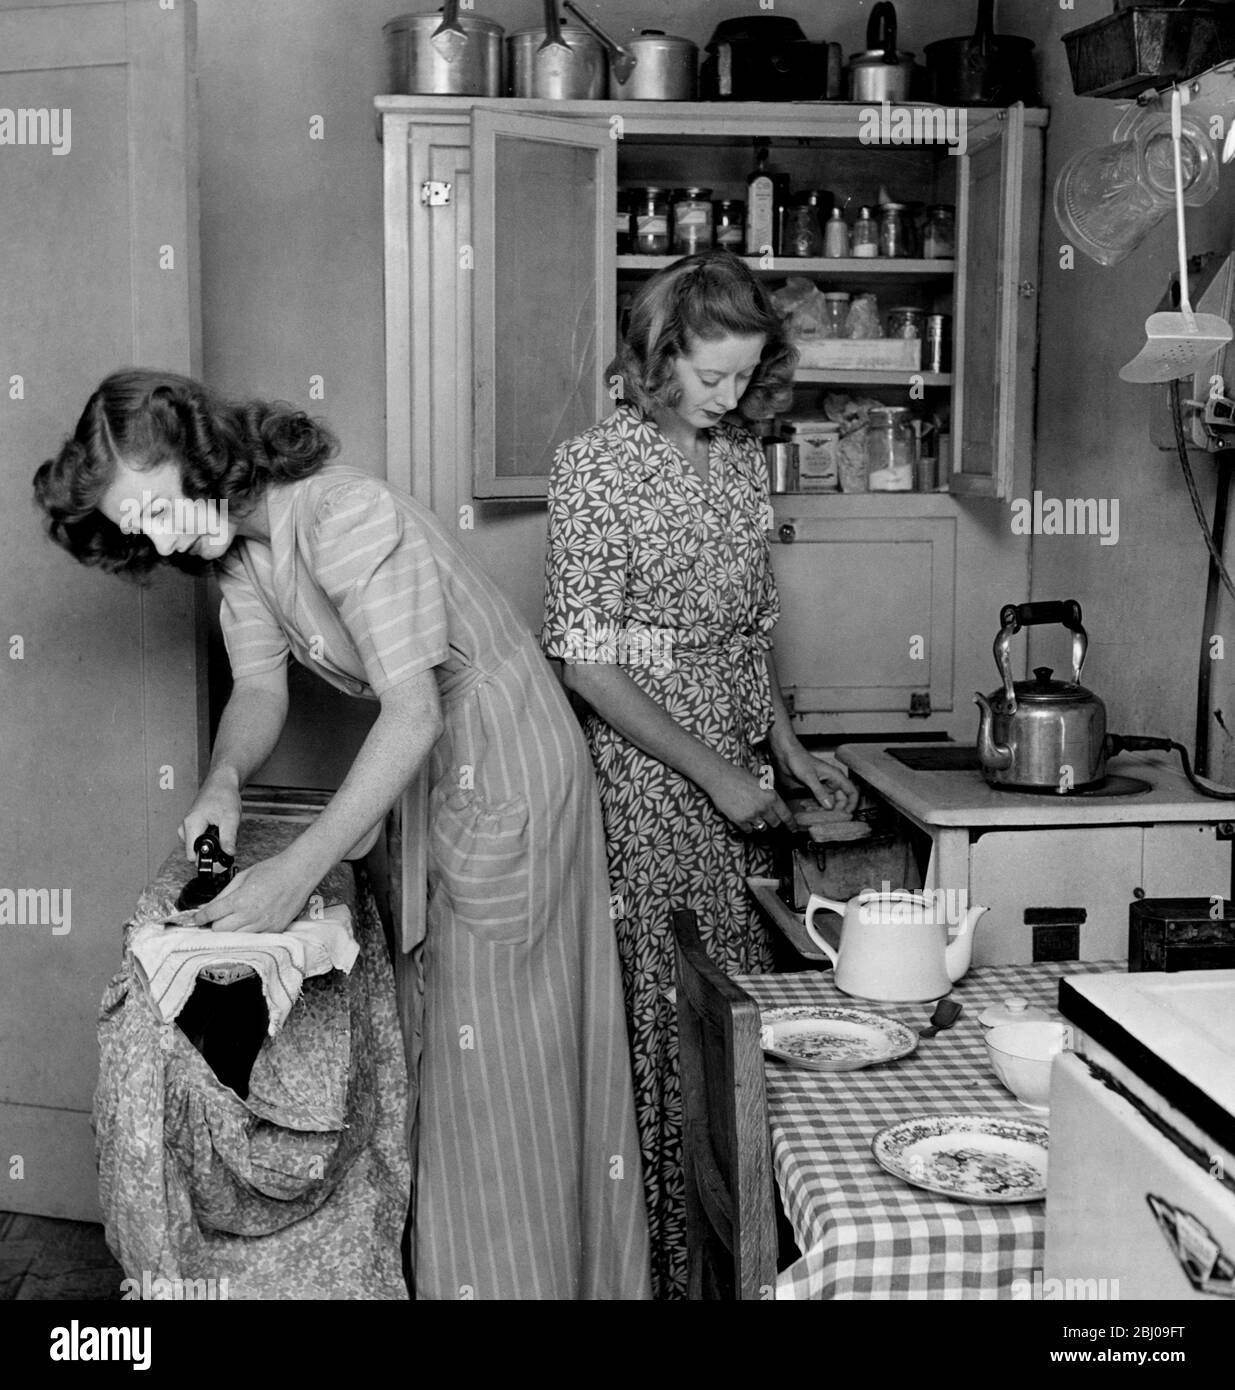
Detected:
left=867, top=2, right=898, bottom=66
left=995, top=600, right=1088, bottom=705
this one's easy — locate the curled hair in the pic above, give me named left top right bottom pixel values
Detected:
left=610, top=250, right=797, bottom=421
left=32, top=368, right=338, bottom=578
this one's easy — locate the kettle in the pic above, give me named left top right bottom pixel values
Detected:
left=973, top=600, right=1108, bottom=792
left=803, top=889, right=986, bottom=1003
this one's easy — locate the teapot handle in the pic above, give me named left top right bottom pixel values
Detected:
left=995, top=600, right=1088, bottom=703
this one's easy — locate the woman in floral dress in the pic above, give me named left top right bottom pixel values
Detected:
left=542, top=251, right=857, bottom=1297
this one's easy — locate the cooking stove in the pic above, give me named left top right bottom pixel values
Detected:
left=834, top=743, right=1234, bottom=967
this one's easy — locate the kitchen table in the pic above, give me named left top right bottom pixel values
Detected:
left=733, top=959, right=1122, bottom=1300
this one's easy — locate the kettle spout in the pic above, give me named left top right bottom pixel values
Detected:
left=973, top=692, right=1013, bottom=770
left=946, top=903, right=987, bottom=983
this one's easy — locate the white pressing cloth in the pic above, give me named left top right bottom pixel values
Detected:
left=130, top=904, right=358, bottom=1034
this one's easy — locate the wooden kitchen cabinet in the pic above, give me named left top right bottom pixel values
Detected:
left=377, top=97, right=1045, bottom=729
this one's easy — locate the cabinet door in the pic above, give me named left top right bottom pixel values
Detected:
left=0, top=0, right=202, bottom=1220
left=770, top=510, right=956, bottom=716
left=472, top=109, right=615, bottom=499
left=950, top=104, right=1035, bottom=500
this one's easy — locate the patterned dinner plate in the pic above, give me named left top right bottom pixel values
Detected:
left=871, top=1113, right=1049, bottom=1203
left=759, top=1006, right=918, bottom=1072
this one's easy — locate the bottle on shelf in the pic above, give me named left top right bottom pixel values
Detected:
left=851, top=206, right=878, bottom=258
left=823, top=207, right=850, bottom=258
left=745, top=142, right=789, bottom=258
left=784, top=193, right=824, bottom=258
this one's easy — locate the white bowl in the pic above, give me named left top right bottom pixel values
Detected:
left=984, top=1021, right=1072, bottom=1112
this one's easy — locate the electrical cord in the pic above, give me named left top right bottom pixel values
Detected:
left=1108, top=733, right=1235, bottom=799
left=1170, top=377, right=1235, bottom=604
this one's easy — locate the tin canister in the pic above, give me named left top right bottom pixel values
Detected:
left=765, top=441, right=798, bottom=493
left=925, top=313, right=952, bottom=373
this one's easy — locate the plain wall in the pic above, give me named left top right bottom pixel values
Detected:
left=1008, top=0, right=1235, bottom=781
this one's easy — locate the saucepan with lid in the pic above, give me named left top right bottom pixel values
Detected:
left=383, top=3, right=505, bottom=97
left=562, top=3, right=698, bottom=101
left=508, top=0, right=607, bottom=100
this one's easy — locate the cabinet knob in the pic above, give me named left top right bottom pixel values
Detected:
left=1019, top=281, right=1037, bottom=298
left=778, top=522, right=796, bottom=544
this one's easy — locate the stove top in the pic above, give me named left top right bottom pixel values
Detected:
left=988, top=773, right=1152, bottom=798
left=837, top=743, right=1229, bottom=829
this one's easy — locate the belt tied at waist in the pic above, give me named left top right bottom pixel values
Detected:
left=671, top=625, right=776, bottom=751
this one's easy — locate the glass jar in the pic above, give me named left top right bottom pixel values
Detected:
left=851, top=206, right=878, bottom=258
left=866, top=406, right=915, bottom=490
left=878, top=202, right=908, bottom=258
left=887, top=307, right=926, bottom=340
left=822, top=292, right=850, bottom=338
left=632, top=187, right=671, bottom=255
left=672, top=187, right=714, bottom=255
left=783, top=194, right=823, bottom=257
left=923, top=203, right=956, bottom=259
left=616, top=189, right=632, bottom=255
left=715, top=199, right=745, bottom=251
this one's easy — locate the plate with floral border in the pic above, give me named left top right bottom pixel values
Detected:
left=871, top=1112, right=1049, bottom=1203
left=759, top=1006, right=917, bottom=1072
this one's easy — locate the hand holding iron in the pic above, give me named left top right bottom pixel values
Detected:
left=177, top=848, right=318, bottom=935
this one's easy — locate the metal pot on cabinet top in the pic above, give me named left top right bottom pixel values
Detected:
left=508, top=1, right=607, bottom=100
left=562, top=3, right=698, bottom=101
left=973, top=600, right=1109, bottom=791
left=848, top=1, right=916, bottom=103
left=383, top=3, right=504, bottom=97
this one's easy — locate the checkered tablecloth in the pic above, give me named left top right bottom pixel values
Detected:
left=734, top=960, right=1122, bottom=1300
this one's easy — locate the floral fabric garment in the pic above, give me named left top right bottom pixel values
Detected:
left=543, top=402, right=779, bottom=1299
left=93, top=821, right=410, bottom=1299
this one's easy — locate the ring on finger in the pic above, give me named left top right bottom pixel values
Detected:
left=752, top=819, right=768, bottom=832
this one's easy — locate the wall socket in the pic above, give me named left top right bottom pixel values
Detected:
left=1032, top=923, right=1080, bottom=961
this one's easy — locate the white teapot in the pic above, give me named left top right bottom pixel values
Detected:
left=804, top=889, right=987, bottom=1003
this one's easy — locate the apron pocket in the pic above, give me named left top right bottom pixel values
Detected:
left=429, top=787, right=531, bottom=945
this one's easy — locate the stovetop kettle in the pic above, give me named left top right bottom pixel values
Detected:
left=973, top=600, right=1108, bottom=792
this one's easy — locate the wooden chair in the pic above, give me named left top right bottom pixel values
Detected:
left=672, top=908, right=778, bottom=1300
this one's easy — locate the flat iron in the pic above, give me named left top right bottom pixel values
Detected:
left=175, top=824, right=237, bottom=912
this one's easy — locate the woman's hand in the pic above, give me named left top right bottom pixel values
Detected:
left=769, top=734, right=860, bottom=814
left=178, top=848, right=319, bottom=935
left=180, top=772, right=242, bottom=860
left=702, top=760, right=796, bottom=835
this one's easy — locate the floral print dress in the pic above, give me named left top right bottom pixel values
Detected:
left=542, top=402, right=779, bottom=1299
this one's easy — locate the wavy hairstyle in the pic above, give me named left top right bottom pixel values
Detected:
left=32, top=369, right=338, bottom=578
left=610, top=249, right=796, bottom=421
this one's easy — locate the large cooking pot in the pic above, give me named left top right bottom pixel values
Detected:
left=700, top=15, right=831, bottom=101
left=562, top=3, right=697, bottom=101
left=509, top=2, right=606, bottom=100
left=383, top=3, right=504, bottom=97
left=973, top=601, right=1109, bottom=791
left=926, top=0, right=1038, bottom=106
left=848, top=2, right=917, bottom=102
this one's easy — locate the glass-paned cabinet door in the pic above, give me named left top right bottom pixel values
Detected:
left=472, top=109, right=615, bottom=498
left=951, top=103, right=1026, bottom=500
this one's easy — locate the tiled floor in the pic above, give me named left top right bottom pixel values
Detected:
left=0, top=1211, right=123, bottom=1300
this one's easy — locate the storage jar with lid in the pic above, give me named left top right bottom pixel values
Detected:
left=784, top=194, right=824, bottom=258
left=672, top=187, right=714, bottom=255
left=822, top=292, right=850, bottom=338
left=923, top=204, right=956, bottom=259
left=866, top=406, right=915, bottom=490
left=632, top=187, right=671, bottom=255
left=851, top=206, right=878, bottom=258
left=878, top=202, right=908, bottom=258
left=715, top=199, right=745, bottom=250
left=887, top=307, right=925, bottom=340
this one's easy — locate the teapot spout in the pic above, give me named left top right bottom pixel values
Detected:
left=973, top=692, right=1013, bottom=771
left=946, top=903, right=987, bottom=983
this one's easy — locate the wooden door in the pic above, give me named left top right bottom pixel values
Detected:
left=950, top=104, right=1032, bottom=500
left=0, top=0, right=202, bottom=1220
left=471, top=108, right=615, bottom=499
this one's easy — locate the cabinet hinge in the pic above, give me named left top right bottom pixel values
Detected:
left=420, top=180, right=452, bottom=207
left=909, top=692, right=932, bottom=718
left=784, top=688, right=796, bottom=720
